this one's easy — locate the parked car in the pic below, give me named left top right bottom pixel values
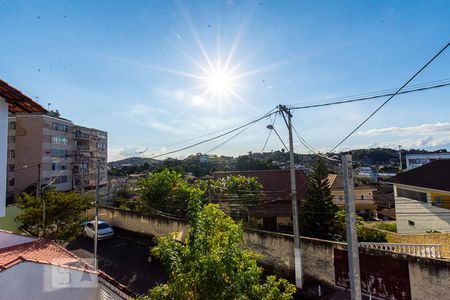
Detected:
left=84, top=220, right=115, bottom=240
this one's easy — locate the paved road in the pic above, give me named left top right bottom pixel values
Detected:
left=65, top=231, right=167, bottom=296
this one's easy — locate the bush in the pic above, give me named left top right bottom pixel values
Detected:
left=373, top=222, right=397, bottom=232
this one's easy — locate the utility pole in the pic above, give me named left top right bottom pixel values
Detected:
left=37, top=163, right=45, bottom=238
left=81, top=160, right=85, bottom=196
left=94, top=159, right=100, bottom=271
left=279, top=105, right=303, bottom=289
left=398, top=145, right=402, bottom=171
left=341, top=154, right=361, bottom=300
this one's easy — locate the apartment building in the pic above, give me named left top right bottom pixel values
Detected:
left=6, top=113, right=107, bottom=200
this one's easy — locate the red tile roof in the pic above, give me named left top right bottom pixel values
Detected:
left=0, top=238, right=94, bottom=273
left=0, top=79, right=47, bottom=113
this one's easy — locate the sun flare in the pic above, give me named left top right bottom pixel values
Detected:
left=204, top=68, right=235, bottom=95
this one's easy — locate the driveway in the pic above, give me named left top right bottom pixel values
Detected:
left=65, top=229, right=167, bottom=296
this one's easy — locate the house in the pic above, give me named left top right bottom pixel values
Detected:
left=388, top=160, right=450, bottom=233
left=7, top=113, right=108, bottom=199
left=327, top=174, right=378, bottom=218
left=0, top=230, right=134, bottom=299
left=0, top=79, right=46, bottom=216
left=214, top=170, right=308, bottom=232
left=405, top=153, right=450, bottom=170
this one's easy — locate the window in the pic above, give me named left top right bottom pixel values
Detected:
left=54, top=175, right=68, bottom=184
left=8, top=136, right=15, bottom=143
left=361, top=195, right=364, bottom=200
left=397, top=188, right=427, bottom=203
left=52, top=136, right=68, bottom=145
left=9, top=122, right=16, bottom=130
left=52, top=163, right=66, bottom=171
left=52, top=122, right=68, bottom=132
left=9, top=150, right=15, bottom=159
left=51, top=149, right=68, bottom=157
left=408, top=220, right=415, bottom=227
left=96, top=142, right=105, bottom=150
left=8, top=178, right=14, bottom=186
left=8, top=164, right=14, bottom=172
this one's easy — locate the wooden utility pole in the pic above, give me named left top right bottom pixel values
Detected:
left=341, top=154, right=361, bottom=300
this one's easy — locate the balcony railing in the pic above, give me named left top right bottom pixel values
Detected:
left=74, top=132, right=90, bottom=139
left=360, top=242, right=442, bottom=258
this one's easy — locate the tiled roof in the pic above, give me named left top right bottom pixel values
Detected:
left=0, top=236, right=94, bottom=273
left=388, top=160, right=450, bottom=192
left=0, top=79, right=47, bottom=113
left=327, top=174, right=376, bottom=191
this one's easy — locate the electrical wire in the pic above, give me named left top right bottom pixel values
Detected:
left=289, top=80, right=450, bottom=110
left=329, top=42, right=450, bottom=153
left=261, top=113, right=278, bottom=152
left=205, top=120, right=257, bottom=154
left=142, top=107, right=279, bottom=160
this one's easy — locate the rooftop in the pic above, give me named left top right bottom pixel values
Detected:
left=0, top=79, right=47, bottom=113
left=0, top=230, right=94, bottom=273
left=389, top=160, right=450, bottom=192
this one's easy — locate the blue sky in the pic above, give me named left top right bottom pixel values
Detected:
left=1, top=0, right=449, bottom=161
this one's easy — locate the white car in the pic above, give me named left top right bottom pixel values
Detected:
left=84, top=220, right=115, bottom=240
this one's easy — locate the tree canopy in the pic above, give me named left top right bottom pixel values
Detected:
left=299, top=158, right=338, bottom=239
left=16, top=189, right=92, bottom=242
left=143, top=189, right=295, bottom=300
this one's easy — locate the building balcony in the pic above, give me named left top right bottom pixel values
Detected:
left=75, top=145, right=90, bottom=151
left=74, top=132, right=90, bottom=140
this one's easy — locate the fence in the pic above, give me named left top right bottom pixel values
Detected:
left=360, top=242, right=443, bottom=258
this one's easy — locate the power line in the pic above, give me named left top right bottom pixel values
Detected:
left=143, top=108, right=278, bottom=160
left=330, top=42, right=450, bottom=152
left=261, top=113, right=278, bottom=152
left=289, top=79, right=450, bottom=110
left=205, top=121, right=257, bottom=154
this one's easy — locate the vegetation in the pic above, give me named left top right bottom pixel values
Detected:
left=16, top=189, right=92, bottom=242
left=299, top=158, right=338, bottom=239
left=334, top=210, right=387, bottom=243
left=137, top=169, right=191, bottom=217
left=141, top=189, right=295, bottom=300
left=372, top=222, right=397, bottom=233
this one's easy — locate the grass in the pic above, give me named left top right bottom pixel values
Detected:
left=373, top=222, right=397, bottom=233
left=0, top=205, right=23, bottom=233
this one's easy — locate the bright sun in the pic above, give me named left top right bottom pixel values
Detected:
left=205, top=69, right=234, bottom=95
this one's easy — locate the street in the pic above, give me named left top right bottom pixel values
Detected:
left=65, top=229, right=167, bottom=296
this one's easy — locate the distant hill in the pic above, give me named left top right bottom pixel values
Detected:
left=108, top=148, right=448, bottom=176
left=108, top=157, right=159, bottom=169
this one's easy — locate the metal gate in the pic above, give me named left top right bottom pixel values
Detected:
left=334, top=249, right=411, bottom=300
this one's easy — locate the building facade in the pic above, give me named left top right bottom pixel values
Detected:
left=7, top=113, right=107, bottom=200
left=405, top=153, right=450, bottom=170
left=0, top=79, right=46, bottom=216
left=389, top=160, right=450, bottom=233
left=327, top=174, right=378, bottom=218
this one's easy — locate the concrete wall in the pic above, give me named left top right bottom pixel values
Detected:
left=0, top=262, right=98, bottom=300
left=408, top=256, right=450, bottom=299
left=0, top=98, right=7, bottom=217
left=92, top=207, right=187, bottom=239
left=96, top=206, right=450, bottom=299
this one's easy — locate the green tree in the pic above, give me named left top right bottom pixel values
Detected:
left=144, top=189, right=295, bottom=300
left=334, top=210, right=387, bottom=242
left=137, top=169, right=190, bottom=216
left=209, top=175, right=264, bottom=222
left=16, top=189, right=92, bottom=242
left=299, top=158, right=338, bottom=239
